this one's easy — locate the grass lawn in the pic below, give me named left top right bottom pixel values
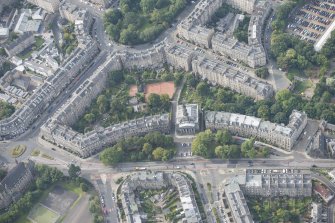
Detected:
left=31, top=149, right=40, bottom=156
left=34, top=36, right=45, bottom=50
left=10, top=145, right=26, bottom=158
left=294, top=80, right=313, bottom=95
left=28, top=204, right=60, bottom=223
left=16, top=182, right=84, bottom=223
left=41, top=153, right=54, bottom=160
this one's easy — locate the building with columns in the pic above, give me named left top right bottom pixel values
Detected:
left=176, top=104, right=200, bottom=135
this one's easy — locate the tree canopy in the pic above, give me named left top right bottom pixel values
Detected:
left=104, top=0, right=187, bottom=45
left=100, top=131, right=175, bottom=165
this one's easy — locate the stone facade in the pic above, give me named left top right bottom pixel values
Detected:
left=0, top=9, right=99, bottom=140
left=120, top=172, right=201, bottom=223
left=4, top=32, right=35, bottom=57
left=0, top=161, right=35, bottom=210
left=176, top=104, right=200, bottom=135
left=205, top=110, right=307, bottom=151
left=177, top=0, right=270, bottom=68
left=27, top=0, right=60, bottom=13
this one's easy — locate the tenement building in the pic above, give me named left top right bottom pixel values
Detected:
left=222, top=180, right=253, bottom=223
left=165, top=44, right=273, bottom=100
left=220, top=168, right=312, bottom=222
left=176, top=104, right=200, bottom=135
left=4, top=32, right=35, bottom=57
left=41, top=114, right=171, bottom=158
left=120, top=172, right=202, bottom=223
left=242, top=169, right=312, bottom=197
left=205, top=110, right=307, bottom=151
left=0, top=161, right=35, bottom=210
left=0, top=10, right=99, bottom=140
left=191, top=55, right=273, bottom=100
left=177, top=0, right=270, bottom=68
left=27, top=0, right=60, bottom=13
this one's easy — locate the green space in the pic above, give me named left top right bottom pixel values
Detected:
left=269, top=0, right=335, bottom=124
left=103, top=0, right=188, bottom=45
left=31, top=149, right=40, bottom=157
left=0, top=164, right=93, bottom=223
left=233, top=16, right=251, bottom=43
left=28, top=204, right=59, bottom=223
left=88, top=195, right=104, bottom=223
left=61, top=24, right=78, bottom=55
left=41, top=153, right=54, bottom=160
left=0, top=100, right=15, bottom=121
left=34, top=36, right=45, bottom=50
left=292, top=79, right=313, bottom=95
left=0, top=60, right=12, bottom=78
left=255, top=67, right=270, bottom=79
left=129, top=188, right=183, bottom=222
left=10, top=145, right=26, bottom=158
left=73, top=69, right=182, bottom=133
left=207, top=3, right=241, bottom=27
left=192, top=129, right=269, bottom=159
left=247, top=196, right=312, bottom=223
left=100, top=131, right=175, bottom=165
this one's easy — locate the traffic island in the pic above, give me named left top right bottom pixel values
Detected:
left=10, top=145, right=26, bottom=158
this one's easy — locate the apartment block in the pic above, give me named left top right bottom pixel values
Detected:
left=0, top=161, right=35, bottom=210
left=120, top=172, right=201, bottom=223
left=205, top=110, right=307, bottom=151
left=226, top=0, right=256, bottom=14
left=222, top=180, right=253, bottom=223
left=27, top=0, right=60, bottom=13
left=211, top=33, right=266, bottom=67
left=4, top=32, right=35, bottom=57
left=243, top=169, right=312, bottom=197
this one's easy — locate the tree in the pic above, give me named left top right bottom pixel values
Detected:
left=257, top=105, right=270, bottom=120
left=84, top=113, right=95, bottom=124
left=104, top=9, right=122, bottom=25
left=140, top=0, right=156, bottom=13
left=147, top=93, right=161, bottom=111
left=215, top=130, right=232, bottom=145
left=255, top=67, right=270, bottom=79
left=196, top=82, right=209, bottom=96
left=152, top=147, right=166, bottom=160
left=142, top=143, right=153, bottom=155
left=80, top=182, right=89, bottom=192
left=68, top=164, right=81, bottom=179
left=192, top=130, right=215, bottom=158
left=241, top=138, right=255, bottom=158
left=100, top=147, right=124, bottom=165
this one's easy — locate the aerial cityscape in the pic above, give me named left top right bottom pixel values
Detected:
left=1, top=0, right=335, bottom=222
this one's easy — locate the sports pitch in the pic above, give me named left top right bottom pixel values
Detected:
left=28, top=204, right=60, bottom=223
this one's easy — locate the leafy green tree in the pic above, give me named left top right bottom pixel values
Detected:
left=241, top=138, right=255, bottom=158
left=152, top=147, right=166, bottom=160
left=255, top=67, right=270, bottom=79
left=84, top=113, right=95, bottom=124
left=68, top=164, right=81, bottom=179
left=192, top=129, right=215, bottom=158
left=215, top=130, right=232, bottom=145
left=142, top=143, right=153, bottom=155
left=100, top=147, right=124, bottom=165
left=196, top=82, right=210, bottom=96
left=80, top=182, right=89, bottom=192
left=257, top=105, right=270, bottom=120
